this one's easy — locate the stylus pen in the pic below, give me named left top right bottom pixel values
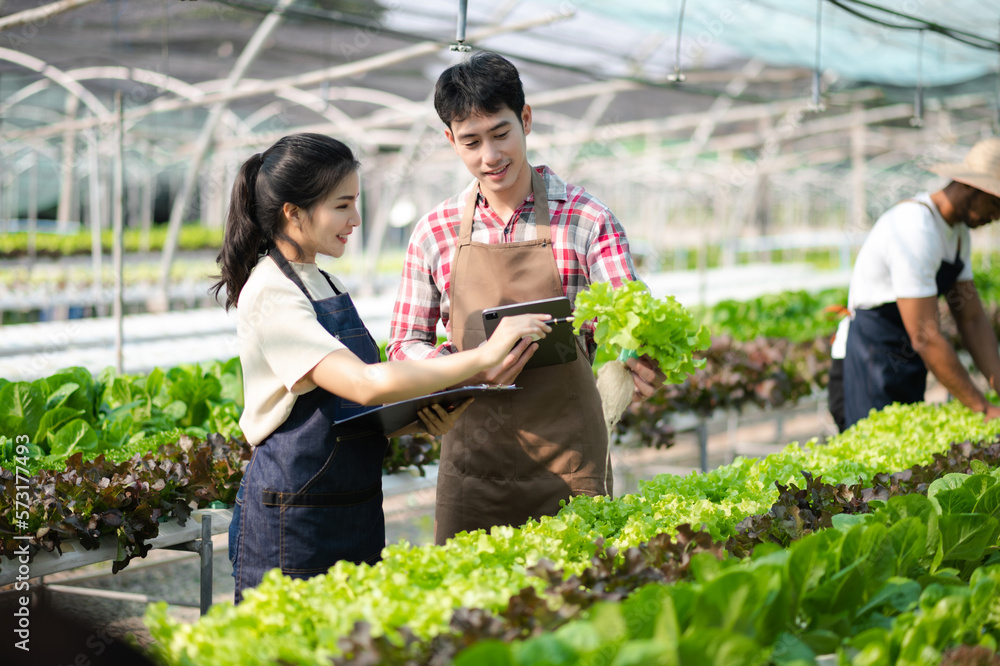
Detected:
left=543, top=317, right=575, bottom=325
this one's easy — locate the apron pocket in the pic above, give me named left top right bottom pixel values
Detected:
left=267, top=485, right=384, bottom=575
left=514, top=385, right=587, bottom=477
left=333, top=327, right=378, bottom=354
left=519, top=437, right=584, bottom=476
left=265, top=428, right=386, bottom=576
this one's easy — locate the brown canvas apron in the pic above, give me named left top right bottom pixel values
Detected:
left=435, top=168, right=610, bottom=545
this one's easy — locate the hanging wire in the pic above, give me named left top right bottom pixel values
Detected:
left=910, top=29, right=924, bottom=127
left=828, top=0, right=999, bottom=51
left=811, top=0, right=826, bottom=111
left=450, top=0, right=472, bottom=53
left=667, top=0, right=688, bottom=83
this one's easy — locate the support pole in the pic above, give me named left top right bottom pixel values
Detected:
left=206, top=150, right=226, bottom=229
left=361, top=92, right=435, bottom=294
left=112, top=91, right=125, bottom=373
left=811, top=0, right=825, bottom=111
left=6, top=163, right=17, bottom=234
left=849, top=103, right=866, bottom=242
left=696, top=420, right=708, bottom=472
left=57, top=94, right=79, bottom=231
left=87, top=122, right=103, bottom=314
left=667, top=0, right=688, bottom=82
left=450, top=0, right=471, bottom=52
left=456, top=0, right=468, bottom=43
left=27, top=154, right=37, bottom=270
left=158, top=0, right=297, bottom=302
left=140, top=145, right=154, bottom=253
left=199, top=514, right=212, bottom=616
left=910, top=30, right=925, bottom=127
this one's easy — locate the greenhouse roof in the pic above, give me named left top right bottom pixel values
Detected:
left=535, top=0, right=1000, bottom=87
left=1, top=0, right=997, bottom=215
left=367, top=1, right=1000, bottom=89
left=4, top=0, right=997, bottom=101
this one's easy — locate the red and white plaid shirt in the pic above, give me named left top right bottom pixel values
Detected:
left=387, top=165, right=637, bottom=360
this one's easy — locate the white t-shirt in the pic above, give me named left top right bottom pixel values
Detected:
left=237, top=255, right=348, bottom=446
left=848, top=192, right=972, bottom=312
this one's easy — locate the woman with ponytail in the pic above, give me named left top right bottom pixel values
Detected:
left=216, top=134, right=551, bottom=603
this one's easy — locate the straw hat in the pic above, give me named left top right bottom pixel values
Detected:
left=929, top=137, right=1000, bottom=199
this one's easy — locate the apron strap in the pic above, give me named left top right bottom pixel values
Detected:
left=261, top=483, right=381, bottom=508
left=458, top=189, right=478, bottom=248
left=268, top=248, right=341, bottom=300
left=317, top=268, right=342, bottom=295
left=268, top=247, right=312, bottom=299
left=457, top=166, right=552, bottom=247
left=530, top=168, right=552, bottom=244
left=899, top=198, right=937, bottom=217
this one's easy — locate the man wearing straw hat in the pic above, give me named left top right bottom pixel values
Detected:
left=840, top=137, right=1000, bottom=429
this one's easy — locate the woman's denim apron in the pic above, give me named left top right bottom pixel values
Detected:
left=843, top=202, right=964, bottom=429
left=230, top=250, right=388, bottom=604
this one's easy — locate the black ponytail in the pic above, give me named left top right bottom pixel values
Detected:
left=211, top=134, right=360, bottom=310
left=211, top=153, right=266, bottom=310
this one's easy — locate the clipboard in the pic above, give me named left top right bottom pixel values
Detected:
left=332, top=384, right=519, bottom=436
left=482, top=296, right=578, bottom=370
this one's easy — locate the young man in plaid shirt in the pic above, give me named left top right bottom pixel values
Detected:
left=388, top=52, right=664, bottom=544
